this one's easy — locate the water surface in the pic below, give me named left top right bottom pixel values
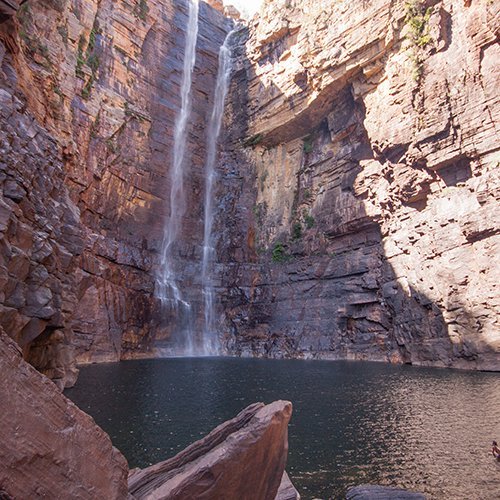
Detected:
left=66, top=358, right=500, bottom=499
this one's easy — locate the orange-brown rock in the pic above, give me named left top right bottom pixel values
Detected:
left=205, top=0, right=224, bottom=12
left=217, top=0, right=499, bottom=370
left=0, top=0, right=232, bottom=384
left=129, top=401, right=292, bottom=500
left=0, top=0, right=498, bottom=375
left=0, top=330, right=129, bottom=499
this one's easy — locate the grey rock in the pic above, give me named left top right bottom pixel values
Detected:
left=346, top=485, right=426, bottom=499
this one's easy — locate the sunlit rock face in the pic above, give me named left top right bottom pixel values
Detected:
left=0, top=0, right=230, bottom=385
left=0, top=0, right=498, bottom=381
left=217, top=0, right=499, bottom=370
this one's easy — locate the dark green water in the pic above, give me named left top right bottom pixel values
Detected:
left=66, top=358, right=500, bottom=499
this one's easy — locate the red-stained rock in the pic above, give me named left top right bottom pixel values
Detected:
left=204, top=0, right=224, bottom=12
left=0, top=0, right=231, bottom=382
left=0, top=0, right=498, bottom=375
left=0, top=330, right=129, bottom=499
left=129, top=401, right=293, bottom=500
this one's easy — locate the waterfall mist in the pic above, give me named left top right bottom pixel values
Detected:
left=156, top=0, right=199, bottom=354
left=201, top=30, right=236, bottom=355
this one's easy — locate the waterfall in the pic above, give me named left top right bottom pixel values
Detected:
left=157, top=0, right=199, bottom=354
left=201, top=30, right=235, bottom=355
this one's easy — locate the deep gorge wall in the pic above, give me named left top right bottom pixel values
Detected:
left=0, top=0, right=498, bottom=384
left=215, top=0, right=499, bottom=370
left=0, top=0, right=230, bottom=387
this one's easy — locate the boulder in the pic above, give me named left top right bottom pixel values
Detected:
left=129, top=401, right=293, bottom=500
left=346, top=484, right=426, bottom=499
left=0, top=331, right=129, bottom=499
left=276, top=471, right=301, bottom=500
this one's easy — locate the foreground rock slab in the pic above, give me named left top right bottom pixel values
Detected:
left=346, top=484, right=426, bottom=499
left=129, top=400, right=293, bottom=500
left=0, top=331, right=128, bottom=500
left=276, top=471, right=301, bottom=500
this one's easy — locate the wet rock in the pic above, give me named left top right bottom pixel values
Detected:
left=129, top=400, right=292, bottom=500
left=0, top=0, right=231, bottom=380
left=346, top=484, right=426, bottom=499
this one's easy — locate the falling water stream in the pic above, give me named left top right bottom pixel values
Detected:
left=201, top=30, right=235, bottom=355
left=156, top=0, right=199, bottom=354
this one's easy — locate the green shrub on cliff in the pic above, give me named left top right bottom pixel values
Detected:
left=134, top=0, right=149, bottom=21
left=292, top=222, right=302, bottom=240
left=272, top=243, right=287, bottom=263
left=404, top=0, right=434, bottom=82
left=405, top=1, right=433, bottom=48
left=303, top=136, right=313, bottom=154
left=304, top=213, right=315, bottom=229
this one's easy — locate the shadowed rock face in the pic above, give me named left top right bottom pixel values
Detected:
left=0, top=0, right=231, bottom=385
left=0, top=0, right=498, bottom=380
left=0, top=330, right=129, bottom=499
left=213, top=0, right=500, bottom=370
left=129, top=400, right=292, bottom=500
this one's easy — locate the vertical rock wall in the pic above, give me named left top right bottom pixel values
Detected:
left=0, top=0, right=230, bottom=386
left=0, top=0, right=497, bottom=380
left=216, top=0, right=499, bottom=370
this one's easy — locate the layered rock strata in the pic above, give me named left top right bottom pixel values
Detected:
left=215, top=0, right=499, bottom=369
left=0, top=0, right=231, bottom=384
left=129, top=400, right=292, bottom=499
left=0, top=0, right=498, bottom=375
left=0, top=330, right=129, bottom=499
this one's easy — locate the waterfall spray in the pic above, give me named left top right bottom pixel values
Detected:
left=201, top=29, right=236, bottom=355
left=157, top=0, right=199, bottom=354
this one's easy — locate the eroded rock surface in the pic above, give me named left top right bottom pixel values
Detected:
left=0, top=0, right=231, bottom=383
left=129, top=400, right=292, bottom=500
left=346, top=484, right=426, bottom=499
left=214, top=0, right=499, bottom=370
left=0, top=330, right=129, bottom=499
left=0, top=0, right=498, bottom=375
left=276, top=471, right=301, bottom=500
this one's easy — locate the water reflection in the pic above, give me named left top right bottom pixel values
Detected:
left=66, top=359, right=500, bottom=499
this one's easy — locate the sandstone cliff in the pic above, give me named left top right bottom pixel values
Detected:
left=0, top=0, right=231, bottom=386
left=0, top=0, right=498, bottom=378
left=217, top=0, right=499, bottom=370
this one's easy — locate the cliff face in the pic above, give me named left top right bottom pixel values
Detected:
left=0, top=0, right=498, bottom=380
left=218, top=0, right=499, bottom=370
left=0, top=0, right=230, bottom=386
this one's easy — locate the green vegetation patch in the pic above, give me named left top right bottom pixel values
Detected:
left=304, top=213, right=315, bottom=229
left=243, top=134, right=263, bottom=148
left=292, top=222, right=302, bottom=240
left=134, top=0, right=149, bottom=21
left=272, top=243, right=287, bottom=263
left=76, top=20, right=103, bottom=100
left=303, top=135, right=313, bottom=154
left=404, top=0, right=434, bottom=82
left=405, top=1, right=433, bottom=48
